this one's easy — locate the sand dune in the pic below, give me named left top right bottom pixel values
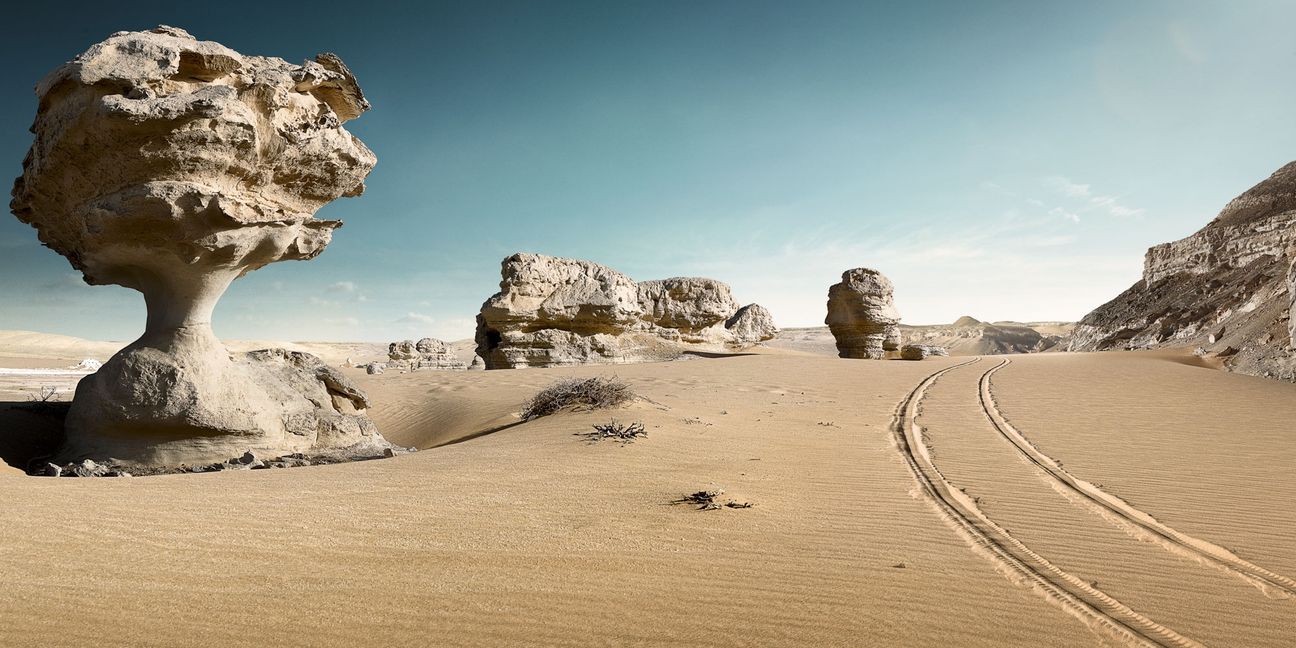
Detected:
left=1, top=346, right=1293, bottom=646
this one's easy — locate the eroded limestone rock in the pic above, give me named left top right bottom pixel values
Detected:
left=899, top=344, right=949, bottom=360
left=9, top=26, right=386, bottom=466
left=475, top=253, right=777, bottom=368
left=725, top=304, right=779, bottom=346
left=386, top=338, right=467, bottom=371
left=825, top=268, right=902, bottom=359
left=1070, top=162, right=1296, bottom=381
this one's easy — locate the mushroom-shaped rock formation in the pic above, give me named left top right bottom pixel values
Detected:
left=475, top=253, right=778, bottom=368
left=825, top=268, right=902, bottom=359
left=9, top=26, right=387, bottom=467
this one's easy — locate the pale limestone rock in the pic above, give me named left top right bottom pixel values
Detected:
left=725, top=304, right=779, bottom=345
left=475, top=253, right=776, bottom=368
left=825, top=268, right=902, bottom=359
left=900, top=344, right=948, bottom=360
left=9, top=26, right=385, bottom=466
left=387, top=337, right=466, bottom=371
left=1070, top=162, right=1296, bottom=381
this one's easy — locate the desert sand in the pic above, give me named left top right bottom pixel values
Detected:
left=2, top=342, right=1293, bottom=647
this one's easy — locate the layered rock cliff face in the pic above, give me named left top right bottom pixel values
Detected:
left=9, top=26, right=391, bottom=466
left=475, top=253, right=778, bottom=368
left=1069, top=162, right=1296, bottom=381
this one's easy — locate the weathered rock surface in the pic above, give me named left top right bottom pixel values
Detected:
left=1069, top=162, right=1296, bottom=381
left=9, top=26, right=388, bottom=466
left=825, top=268, right=902, bottom=359
left=899, top=344, right=949, bottom=360
left=475, top=253, right=777, bottom=368
left=386, top=337, right=467, bottom=371
left=725, top=304, right=780, bottom=346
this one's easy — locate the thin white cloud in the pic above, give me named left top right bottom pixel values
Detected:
left=397, top=312, right=437, bottom=325
left=327, top=281, right=357, bottom=293
left=1109, top=205, right=1146, bottom=218
left=1044, top=176, right=1091, bottom=198
left=1049, top=207, right=1081, bottom=223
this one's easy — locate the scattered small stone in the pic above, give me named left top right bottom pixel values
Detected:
left=44, top=463, right=62, bottom=478
left=893, top=562, right=907, bottom=569
left=383, top=447, right=396, bottom=458
left=235, top=451, right=258, bottom=465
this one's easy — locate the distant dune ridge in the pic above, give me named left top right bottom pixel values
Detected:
left=474, top=253, right=778, bottom=368
left=1069, top=161, right=1296, bottom=381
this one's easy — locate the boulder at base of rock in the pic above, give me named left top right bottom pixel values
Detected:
left=900, top=344, right=949, bottom=360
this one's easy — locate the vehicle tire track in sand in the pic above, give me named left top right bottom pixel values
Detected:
left=891, top=358, right=1203, bottom=648
left=980, top=359, right=1296, bottom=599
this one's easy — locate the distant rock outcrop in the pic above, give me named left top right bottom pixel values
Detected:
left=1069, top=162, right=1296, bottom=381
left=904, top=316, right=1064, bottom=355
left=900, top=344, right=949, bottom=360
left=475, top=253, right=777, bottom=368
left=8, top=27, right=390, bottom=466
left=824, top=268, right=902, bottom=359
left=386, top=338, right=467, bottom=371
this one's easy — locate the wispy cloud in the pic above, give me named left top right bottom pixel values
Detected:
left=1040, top=175, right=1145, bottom=220
left=397, top=312, right=437, bottom=325
left=327, top=281, right=357, bottom=293
left=1044, top=176, right=1092, bottom=198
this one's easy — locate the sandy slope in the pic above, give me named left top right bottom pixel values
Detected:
left=0, top=348, right=1293, bottom=647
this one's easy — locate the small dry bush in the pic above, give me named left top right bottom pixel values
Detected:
left=578, top=419, right=647, bottom=445
left=521, top=376, right=634, bottom=421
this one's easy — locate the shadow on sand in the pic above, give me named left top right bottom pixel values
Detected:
left=680, top=350, right=762, bottom=360
left=0, top=401, right=67, bottom=473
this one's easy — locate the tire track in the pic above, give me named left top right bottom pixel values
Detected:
left=891, top=358, right=1203, bottom=648
left=979, top=359, right=1296, bottom=599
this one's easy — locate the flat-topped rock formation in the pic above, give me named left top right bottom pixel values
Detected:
left=385, top=338, right=467, bottom=371
left=1069, top=162, right=1296, bottom=381
left=8, top=26, right=392, bottom=467
left=475, top=253, right=778, bottom=368
left=824, top=268, right=902, bottom=359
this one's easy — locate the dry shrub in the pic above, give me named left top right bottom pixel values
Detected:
left=521, top=376, right=634, bottom=421
left=578, top=419, right=647, bottom=445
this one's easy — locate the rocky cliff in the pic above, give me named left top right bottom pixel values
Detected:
left=475, top=253, right=778, bottom=368
left=1069, top=162, right=1296, bottom=381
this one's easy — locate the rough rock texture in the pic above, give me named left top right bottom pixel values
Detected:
left=386, top=338, right=467, bottom=371
left=899, top=344, right=949, bottom=360
left=1069, top=162, right=1296, bottom=381
left=725, top=304, right=780, bottom=346
left=475, top=253, right=777, bottom=368
left=9, top=26, right=387, bottom=466
left=825, top=268, right=902, bottom=359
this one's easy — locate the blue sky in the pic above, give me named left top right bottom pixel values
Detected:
left=3, top=1, right=1295, bottom=342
